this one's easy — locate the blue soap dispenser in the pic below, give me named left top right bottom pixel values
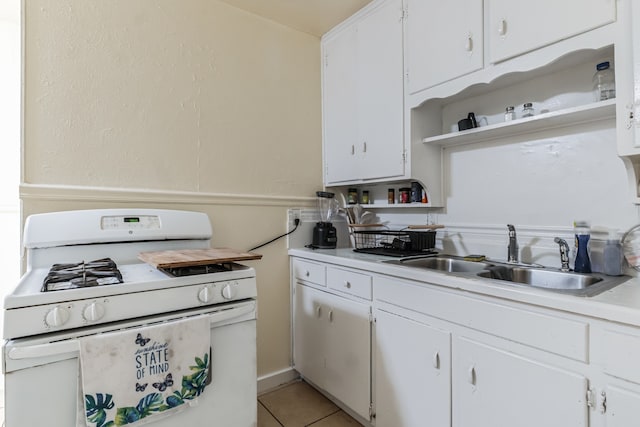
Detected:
left=574, top=221, right=592, bottom=273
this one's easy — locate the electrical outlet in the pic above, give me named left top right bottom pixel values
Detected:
left=288, top=208, right=302, bottom=231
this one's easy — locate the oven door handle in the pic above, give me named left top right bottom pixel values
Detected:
left=8, top=339, right=79, bottom=360
left=8, top=303, right=256, bottom=361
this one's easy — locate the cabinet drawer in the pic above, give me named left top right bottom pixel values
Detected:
left=292, top=259, right=326, bottom=286
left=602, top=328, right=640, bottom=384
left=327, top=267, right=372, bottom=300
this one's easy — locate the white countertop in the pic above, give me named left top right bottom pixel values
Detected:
left=289, top=248, right=640, bottom=327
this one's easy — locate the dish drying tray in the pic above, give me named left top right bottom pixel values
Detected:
left=348, top=224, right=439, bottom=256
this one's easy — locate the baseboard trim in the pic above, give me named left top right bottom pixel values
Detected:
left=257, top=367, right=299, bottom=394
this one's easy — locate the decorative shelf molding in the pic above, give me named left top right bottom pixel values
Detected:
left=423, top=99, right=616, bottom=147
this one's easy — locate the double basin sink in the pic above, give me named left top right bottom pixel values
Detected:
left=383, top=255, right=629, bottom=297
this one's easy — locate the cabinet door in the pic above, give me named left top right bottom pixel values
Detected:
left=293, top=282, right=371, bottom=420
left=323, top=27, right=359, bottom=185
left=293, top=283, right=329, bottom=390
left=453, top=336, right=588, bottom=427
left=323, top=288, right=371, bottom=420
left=605, top=385, right=640, bottom=427
left=488, top=0, right=616, bottom=63
left=356, top=0, right=405, bottom=181
left=374, top=309, right=451, bottom=427
left=406, top=0, right=483, bottom=94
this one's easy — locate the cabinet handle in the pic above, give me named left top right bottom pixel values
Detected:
left=467, top=365, right=476, bottom=385
left=599, top=391, right=607, bottom=414
left=305, top=270, right=310, bottom=277
left=344, top=281, right=351, bottom=289
left=363, top=142, right=367, bottom=153
left=316, top=305, right=322, bottom=318
left=465, top=35, right=473, bottom=52
left=498, top=19, right=507, bottom=36
left=328, top=310, right=334, bottom=322
left=351, top=144, right=355, bottom=155
left=432, top=351, right=440, bottom=369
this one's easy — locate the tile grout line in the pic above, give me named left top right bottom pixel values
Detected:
left=258, top=400, right=285, bottom=427
left=304, top=407, right=342, bottom=426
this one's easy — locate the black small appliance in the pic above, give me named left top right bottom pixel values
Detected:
left=312, top=191, right=338, bottom=249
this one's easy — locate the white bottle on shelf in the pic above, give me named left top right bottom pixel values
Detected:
left=592, top=61, right=616, bottom=101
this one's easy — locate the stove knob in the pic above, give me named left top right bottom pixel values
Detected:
left=221, top=282, right=238, bottom=300
left=45, top=306, right=70, bottom=327
left=83, top=302, right=106, bottom=322
left=198, top=287, right=211, bottom=303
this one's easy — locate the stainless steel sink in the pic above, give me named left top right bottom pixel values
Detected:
left=477, top=265, right=627, bottom=296
left=478, top=267, right=601, bottom=289
left=381, top=254, right=629, bottom=297
left=383, top=255, right=490, bottom=274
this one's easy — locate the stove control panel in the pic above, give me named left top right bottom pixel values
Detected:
left=4, top=276, right=256, bottom=339
left=101, top=215, right=161, bottom=230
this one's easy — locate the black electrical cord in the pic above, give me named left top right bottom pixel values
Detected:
left=248, top=218, right=300, bottom=252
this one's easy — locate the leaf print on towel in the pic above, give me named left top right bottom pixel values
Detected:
left=181, top=353, right=209, bottom=398
left=115, top=393, right=164, bottom=425
left=85, top=393, right=115, bottom=427
left=84, top=354, right=210, bottom=427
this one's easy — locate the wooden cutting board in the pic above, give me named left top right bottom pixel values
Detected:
left=407, top=224, right=445, bottom=230
left=138, top=248, right=263, bottom=269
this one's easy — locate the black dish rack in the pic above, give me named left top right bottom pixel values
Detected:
left=349, top=226, right=436, bottom=257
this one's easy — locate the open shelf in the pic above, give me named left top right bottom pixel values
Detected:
left=356, top=202, right=433, bottom=209
left=422, top=99, right=616, bottom=147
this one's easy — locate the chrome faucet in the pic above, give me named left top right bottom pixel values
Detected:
left=507, top=224, right=518, bottom=263
left=554, top=237, right=571, bottom=272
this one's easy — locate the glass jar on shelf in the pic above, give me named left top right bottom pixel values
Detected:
left=522, top=102, right=534, bottom=118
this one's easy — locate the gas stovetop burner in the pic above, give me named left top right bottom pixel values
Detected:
left=42, top=258, right=123, bottom=292
left=160, top=263, right=234, bottom=277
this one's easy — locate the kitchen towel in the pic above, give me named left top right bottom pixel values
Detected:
left=78, top=316, right=211, bottom=427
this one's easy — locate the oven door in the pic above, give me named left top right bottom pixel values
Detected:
left=3, top=301, right=257, bottom=426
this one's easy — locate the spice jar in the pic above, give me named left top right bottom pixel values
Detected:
left=387, top=189, right=395, bottom=204
left=347, top=188, right=358, bottom=205
left=504, top=106, right=515, bottom=121
left=361, top=190, right=370, bottom=204
left=522, top=102, right=534, bottom=118
left=399, top=187, right=411, bottom=204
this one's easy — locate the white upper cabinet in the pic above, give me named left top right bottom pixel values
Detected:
left=488, top=0, right=616, bottom=64
left=323, top=28, right=358, bottom=184
left=406, top=0, right=483, bottom=95
left=322, top=0, right=405, bottom=186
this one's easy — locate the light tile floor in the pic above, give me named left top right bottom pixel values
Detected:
left=258, top=380, right=363, bottom=427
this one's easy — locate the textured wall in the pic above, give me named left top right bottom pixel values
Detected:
left=24, top=0, right=321, bottom=195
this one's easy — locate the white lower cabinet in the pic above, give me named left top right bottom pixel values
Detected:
left=452, top=336, right=588, bottom=427
left=603, top=384, right=640, bottom=426
left=291, top=256, right=640, bottom=427
left=374, top=309, right=451, bottom=427
left=293, top=281, right=372, bottom=420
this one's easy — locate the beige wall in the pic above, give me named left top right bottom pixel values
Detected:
left=22, top=0, right=322, bottom=378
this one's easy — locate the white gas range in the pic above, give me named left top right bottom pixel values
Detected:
left=3, top=209, right=259, bottom=426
